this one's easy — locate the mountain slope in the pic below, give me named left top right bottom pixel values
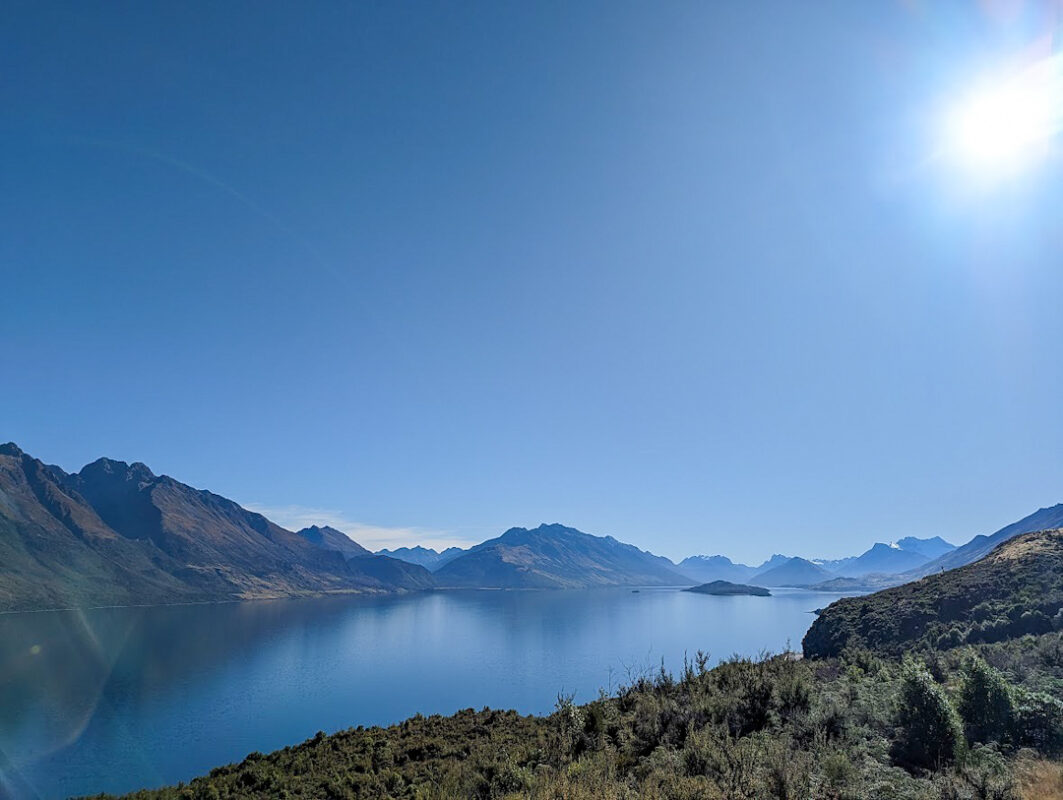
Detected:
left=752, top=556, right=834, bottom=587
left=0, top=443, right=427, bottom=611
left=434, top=523, right=691, bottom=589
left=803, top=528, right=1063, bottom=658
left=0, top=444, right=211, bottom=610
left=905, top=504, right=1063, bottom=578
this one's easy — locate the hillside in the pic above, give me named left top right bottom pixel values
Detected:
left=434, top=523, right=691, bottom=588
left=0, top=444, right=429, bottom=611
left=803, top=528, right=1063, bottom=658
left=906, top=504, right=1063, bottom=578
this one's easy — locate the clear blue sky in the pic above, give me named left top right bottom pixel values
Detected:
left=3, top=2, right=1061, bottom=562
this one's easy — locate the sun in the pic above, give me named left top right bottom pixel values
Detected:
left=946, top=53, right=1063, bottom=175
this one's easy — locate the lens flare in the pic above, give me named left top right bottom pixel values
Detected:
left=946, top=52, right=1063, bottom=174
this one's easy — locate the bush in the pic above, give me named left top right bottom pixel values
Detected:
left=892, top=659, right=964, bottom=770
left=1012, top=688, right=1063, bottom=753
left=957, top=657, right=1015, bottom=745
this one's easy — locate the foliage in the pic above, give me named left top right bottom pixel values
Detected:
left=892, top=658, right=964, bottom=770
left=957, top=657, right=1015, bottom=745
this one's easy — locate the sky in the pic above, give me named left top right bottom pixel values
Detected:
left=3, top=1, right=1063, bottom=562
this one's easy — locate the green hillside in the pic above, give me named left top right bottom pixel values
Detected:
left=803, top=529, right=1063, bottom=659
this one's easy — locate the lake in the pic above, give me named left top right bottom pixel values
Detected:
left=0, top=586, right=850, bottom=799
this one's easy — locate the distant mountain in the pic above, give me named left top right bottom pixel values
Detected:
left=905, top=504, right=1063, bottom=578
left=752, top=557, right=834, bottom=587
left=676, top=555, right=756, bottom=584
left=376, top=545, right=466, bottom=571
left=895, top=535, right=955, bottom=560
left=434, top=523, right=692, bottom=589
left=821, top=542, right=931, bottom=577
left=752, top=554, right=792, bottom=574
left=0, top=443, right=430, bottom=612
left=297, top=525, right=371, bottom=559
left=804, top=528, right=1063, bottom=658
left=297, top=525, right=436, bottom=589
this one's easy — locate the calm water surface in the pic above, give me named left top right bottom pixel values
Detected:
left=0, top=587, right=849, bottom=799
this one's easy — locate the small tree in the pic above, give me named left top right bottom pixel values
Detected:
left=892, top=658, right=964, bottom=770
left=957, top=657, right=1014, bottom=745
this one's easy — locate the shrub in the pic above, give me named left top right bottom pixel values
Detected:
left=957, top=657, right=1015, bottom=745
left=892, top=658, right=964, bottom=770
left=1012, top=688, right=1063, bottom=754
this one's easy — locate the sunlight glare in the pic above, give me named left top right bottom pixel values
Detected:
left=946, top=53, right=1063, bottom=175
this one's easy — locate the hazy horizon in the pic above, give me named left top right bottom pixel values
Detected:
left=4, top=2, right=1062, bottom=564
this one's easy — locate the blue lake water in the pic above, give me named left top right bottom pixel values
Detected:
left=0, top=586, right=850, bottom=799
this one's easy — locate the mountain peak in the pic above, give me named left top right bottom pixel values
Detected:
left=79, top=457, right=158, bottom=486
left=0, top=442, right=24, bottom=457
left=296, top=525, right=370, bottom=557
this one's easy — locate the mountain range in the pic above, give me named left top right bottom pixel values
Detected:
left=0, top=444, right=440, bottom=611
left=2, top=441, right=1060, bottom=611
left=675, top=536, right=960, bottom=588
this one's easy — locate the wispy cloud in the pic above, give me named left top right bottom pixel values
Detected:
left=242, top=503, right=476, bottom=552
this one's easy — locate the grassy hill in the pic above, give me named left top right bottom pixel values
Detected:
left=803, top=529, right=1063, bottom=659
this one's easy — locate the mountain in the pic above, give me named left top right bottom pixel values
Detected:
left=752, top=554, right=792, bottom=574
left=344, top=552, right=436, bottom=589
left=752, top=556, right=834, bottom=587
left=297, top=525, right=436, bottom=589
left=905, top=504, right=1063, bottom=578
left=433, top=523, right=692, bottom=589
left=0, top=443, right=430, bottom=611
left=676, top=555, right=756, bottom=584
left=822, top=542, right=931, bottom=577
left=894, top=535, right=955, bottom=560
left=803, top=528, right=1063, bottom=658
left=376, top=545, right=466, bottom=571
left=297, top=525, right=372, bottom=559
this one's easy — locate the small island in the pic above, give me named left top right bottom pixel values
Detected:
left=684, top=580, right=771, bottom=597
